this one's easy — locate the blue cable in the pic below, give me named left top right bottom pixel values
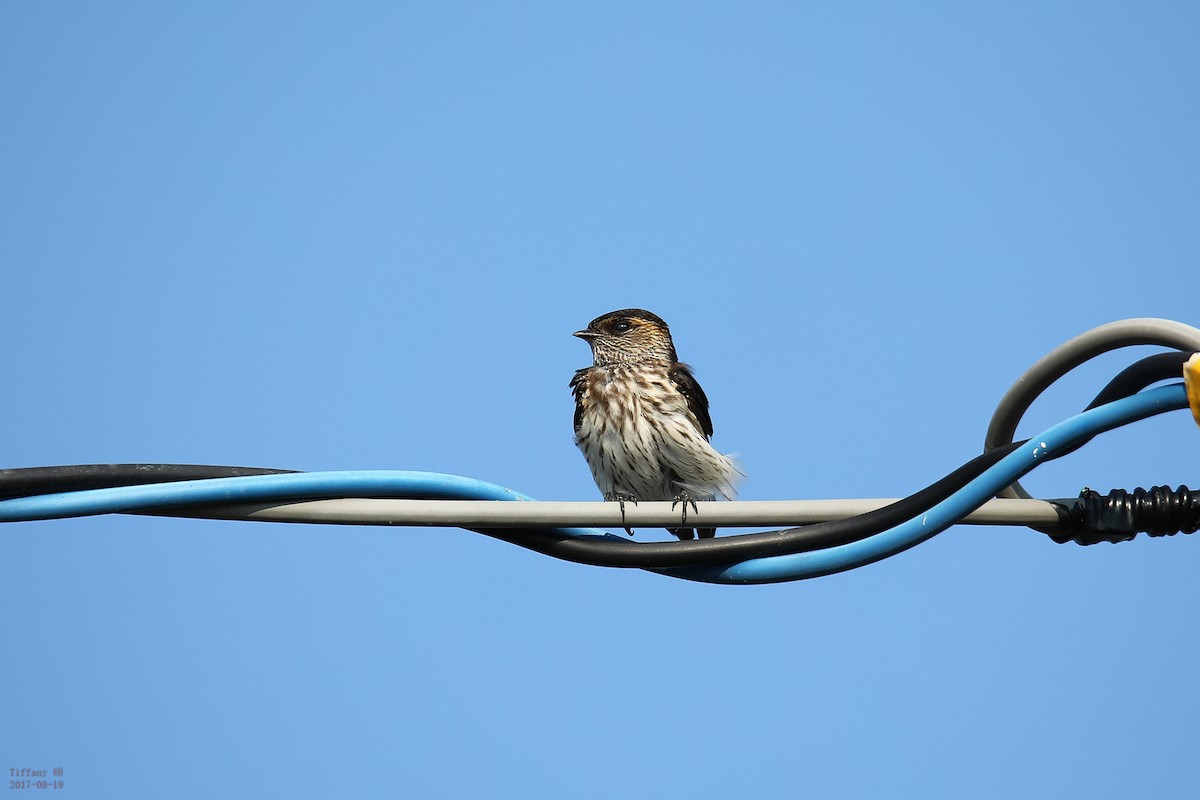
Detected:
left=0, top=470, right=611, bottom=542
left=0, top=384, right=1186, bottom=585
left=664, top=383, right=1187, bottom=584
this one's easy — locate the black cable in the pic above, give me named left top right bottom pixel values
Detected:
left=0, top=352, right=1180, bottom=568
left=462, top=442, right=1031, bottom=567
left=0, top=448, right=1028, bottom=568
left=0, top=464, right=293, bottom=500
left=1083, top=352, right=1190, bottom=411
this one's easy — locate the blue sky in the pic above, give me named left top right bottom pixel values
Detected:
left=3, top=2, right=1199, bottom=797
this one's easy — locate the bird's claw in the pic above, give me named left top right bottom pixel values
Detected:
left=671, top=492, right=700, bottom=527
left=605, top=492, right=638, bottom=536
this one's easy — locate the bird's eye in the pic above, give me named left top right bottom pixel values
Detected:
left=613, top=320, right=633, bottom=333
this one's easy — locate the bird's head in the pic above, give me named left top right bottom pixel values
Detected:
left=574, top=308, right=678, bottom=366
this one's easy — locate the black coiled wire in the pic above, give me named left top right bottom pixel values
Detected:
left=1053, top=485, right=1200, bottom=545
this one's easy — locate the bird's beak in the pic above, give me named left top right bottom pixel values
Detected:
left=573, top=330, right=596, bottom=340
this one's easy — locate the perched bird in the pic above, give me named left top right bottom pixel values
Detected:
left=570, top=308, right=742, bottom=539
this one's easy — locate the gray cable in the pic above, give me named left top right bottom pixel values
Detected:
left=145, top=497, right=1062, bottom=528
left=985, top=318, right=1200, bottom=499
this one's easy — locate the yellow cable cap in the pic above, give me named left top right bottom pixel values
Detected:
left=1186, top=352, right=1200, bottom=429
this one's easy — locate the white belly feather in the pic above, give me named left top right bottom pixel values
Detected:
left=574, top=364, right=741, bottom=502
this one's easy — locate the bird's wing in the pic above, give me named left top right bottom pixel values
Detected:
left=569, top=367, right=590, bottom=433
left=668, top=362, right=714, bottom=439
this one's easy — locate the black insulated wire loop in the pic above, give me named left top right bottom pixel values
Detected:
left=1083, top=352, right=1192, bottom=411
left=0, top=346, right=1192, bottom=567
left=0, top=445, right=1025, bottom=567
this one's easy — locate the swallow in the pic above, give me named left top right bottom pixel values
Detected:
left=570, top=308, right=742, bottom=539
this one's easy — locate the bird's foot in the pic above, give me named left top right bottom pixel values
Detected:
left=671, top=491, right=700, bottom=528
left=605, top=492, right=638, bottom=536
